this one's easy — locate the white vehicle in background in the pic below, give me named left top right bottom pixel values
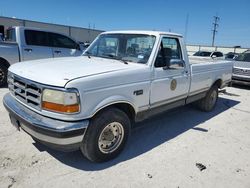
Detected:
left=190, top=50, right=224, bottom=60
left=3, top=30, right=233, bottom=162
left=232, top=50, right=250, bottom=85
left=0, top=26, right=83, bottom=86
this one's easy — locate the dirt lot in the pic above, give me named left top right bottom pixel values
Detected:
left=0, top=86, right=250, bottom=188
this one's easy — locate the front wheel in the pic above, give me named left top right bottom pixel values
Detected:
left=80, top=107, right=131, bottom=162
left=197, top=85, right=219, bottom=112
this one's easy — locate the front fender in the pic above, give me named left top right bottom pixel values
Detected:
left=91, top=95, right=137, bottom=117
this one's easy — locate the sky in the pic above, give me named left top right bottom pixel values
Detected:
left=1, top=0, right=250, bottom=47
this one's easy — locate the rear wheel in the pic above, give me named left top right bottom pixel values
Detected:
left=80, top=107, right=131, bottom=162
left=197, top=85, right=218, bottom=112
left=0, top=64, right=8, bottom=87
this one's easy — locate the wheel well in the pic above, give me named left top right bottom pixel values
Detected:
left=96, top=103, right=136, bottom=123
left=0, top=57, right=10, bottom=68
left=213, top=79, right=223, bottom=89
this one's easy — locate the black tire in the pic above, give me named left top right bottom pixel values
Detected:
left=80, top=107, right=131, bottom=162
left=0, top=63, right=8, bottom=87
left=197, top=85, right=219, bottom=112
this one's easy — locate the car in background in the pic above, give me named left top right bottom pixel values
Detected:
left=232, top=50, right=250, bottom=86
left=225, top=52, right=238, bottom=60
left=191, top=50, right=224, bottom=60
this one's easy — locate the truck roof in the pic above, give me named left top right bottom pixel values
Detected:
left=102, top=30, right=183, bottom=37
left=9, top=26, right=55, bottom=32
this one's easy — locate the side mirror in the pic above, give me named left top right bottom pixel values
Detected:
left=211, top=55, right=217, bottom=58
left=163, top=59, right=185, bottom=70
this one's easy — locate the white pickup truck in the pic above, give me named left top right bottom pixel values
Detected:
left=3, top=31, right=233, bottom=162
left=0, top=26, right=82, bottom=86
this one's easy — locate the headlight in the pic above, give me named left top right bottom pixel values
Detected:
left=42, top=89, right=80, bottom=113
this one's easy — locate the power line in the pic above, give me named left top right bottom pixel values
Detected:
left=212, top=15, right=220, bottom=46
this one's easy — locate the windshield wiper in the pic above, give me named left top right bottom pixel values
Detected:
left=102, top=54, right=128, bottom=64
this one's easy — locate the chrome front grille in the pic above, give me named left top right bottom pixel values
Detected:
left=233, top=67, right=250, bottom=76
left=8, top=74, right=42, bottom=110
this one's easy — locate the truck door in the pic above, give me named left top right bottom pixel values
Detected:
left=49, top=32, right=82, bottom=58
left=150, top=36, right=190, bottom=107
left=21, top=30, right=53, bottom=61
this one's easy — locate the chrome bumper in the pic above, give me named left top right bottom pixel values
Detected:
left=3, top=93, right=89, bottom=151
left=232, top=75, right=250, bottom=86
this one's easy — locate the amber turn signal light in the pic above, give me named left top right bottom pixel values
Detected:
left=42, top=101, right=80, bottom=113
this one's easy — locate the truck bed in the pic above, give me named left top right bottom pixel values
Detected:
left=189, top=58, right=233, bottom=95
left=189, top=56, right=224, bottom=64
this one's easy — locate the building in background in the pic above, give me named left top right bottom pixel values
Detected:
left=0, top=16, right=103, bottom=43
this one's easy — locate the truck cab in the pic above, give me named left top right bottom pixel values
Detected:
left=6, top=26, right=82, bottom=61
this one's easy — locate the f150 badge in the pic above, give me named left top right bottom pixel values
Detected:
left=170, top=79, right=177, bottom=91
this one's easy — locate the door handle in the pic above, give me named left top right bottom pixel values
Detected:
left=54, top=50, right=61, bottom=54
left=24, top=48, right=32, bottom=52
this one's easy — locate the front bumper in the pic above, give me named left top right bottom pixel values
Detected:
left=3, top=93, right=89, bottom=151
left=232, top=75, right=250, bottom=86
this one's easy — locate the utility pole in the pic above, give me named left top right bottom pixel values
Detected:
left=184, top=13, right=189, bottom=44
left=212, top=15, right=220, bottom=46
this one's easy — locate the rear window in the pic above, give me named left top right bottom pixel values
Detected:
left=25, top=30, right=49, bottom=46
left=6, top=29, right=16, bottom=42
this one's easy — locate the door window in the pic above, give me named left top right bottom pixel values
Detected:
left=49, top=33, right=78, bottom=49
left=155, top=37, right=184, bottom=69
left=25, top=30, right=49, bottom=46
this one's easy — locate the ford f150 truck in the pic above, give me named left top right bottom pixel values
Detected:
left=0, top=26, right=82, bottom=87
left=3, top=31, right=233, bottom=162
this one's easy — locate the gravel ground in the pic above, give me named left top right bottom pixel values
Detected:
left=0, top=86, right=250, bottom=188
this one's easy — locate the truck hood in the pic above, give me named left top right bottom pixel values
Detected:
left=234, top=61, right=250, bottom=69
left=9, top=56, right=141, bottom=87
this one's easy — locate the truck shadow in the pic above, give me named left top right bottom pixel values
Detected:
left=33, top=96, right=239, bottom=171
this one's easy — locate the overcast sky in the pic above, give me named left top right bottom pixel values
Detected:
left=1, top=0, right=250, bottom=47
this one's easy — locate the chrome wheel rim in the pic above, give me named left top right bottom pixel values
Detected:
left=98, top=122, right=124, bottom=154
left=209, top=90, right=217, bottom=107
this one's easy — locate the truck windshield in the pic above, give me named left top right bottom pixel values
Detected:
left=235, top=51, right=250, bottom=62
left=84, top=34, right=156, bottom=64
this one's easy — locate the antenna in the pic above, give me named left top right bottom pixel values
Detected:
left=212, top=15, right=220, bottom=46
